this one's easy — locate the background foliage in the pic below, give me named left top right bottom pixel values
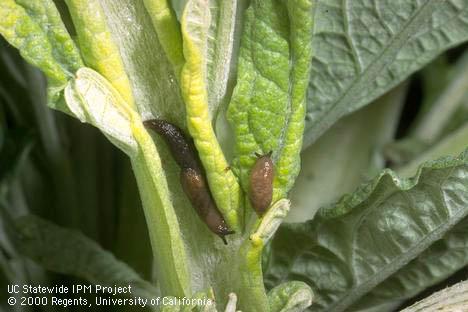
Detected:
left=1, top=0, right=468, bottom=311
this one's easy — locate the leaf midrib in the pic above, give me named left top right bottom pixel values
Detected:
left=328, top=165, right=465, bottom=312
left=304, top=0, right=437, bottom=147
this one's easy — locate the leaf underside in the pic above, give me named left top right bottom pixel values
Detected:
left=304, top=0, right=468, bottom=148
left=265, top=150, right=468, bottom=312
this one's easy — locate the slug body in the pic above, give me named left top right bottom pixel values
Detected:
left=180, top=168, right=233, bottom=242
left=143, top=119, right=234, bottom=244
left=143, top=119, right=199, bottom=170
left=249, top=152, right=274, bottom=216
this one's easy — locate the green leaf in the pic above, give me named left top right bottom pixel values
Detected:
left=275, top=0, right=314, bottom=198
left=265, top=150, right=468, bottom=312
left=181, top=0, right=239, bottom=115
left=65, top=0, right=135, bottom=108
left=0, top=42, right=80, bottom=241
left=204, top=0, right=240, bottom=118
left=227, top=0, right=313, bottom=202
left=180, top=0, right=242, bottom=229
left=268, top=281, right=314, bottom=312
left=287, top=84, right=406, bottom=222
left=0, top=0, right=83, bottom=108
left=143, top=0, right=185, bottom=76
left=304, top=0, right=468, bottom=148
left=162, top=303, right=182, bottom=312
left=350, top=215, right=468, bottom=311
left=12, top=0, right=83, bottom=73
left=14, top=214, right=159, bottom=301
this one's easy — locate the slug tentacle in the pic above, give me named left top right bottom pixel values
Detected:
left=144, top=119, right=234, bottom=244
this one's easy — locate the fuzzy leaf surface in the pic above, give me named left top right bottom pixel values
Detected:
left=265, top=151, right=468, bottom=312
left=0, top=0, right=83, bottom=108
left=227, top=0, right=313, bottom=201
left=304, top=0, right=468, bottom=147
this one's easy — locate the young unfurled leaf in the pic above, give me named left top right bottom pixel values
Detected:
left=227, top=0, right=313, bottom=202
left=268, top=281, right=314, bottom=312
left=304, top=0, right=468, bottom=147
left=188, top=0, right=238, bottom=116
left=65, top=67, right=138, bottom=156
left=265, top=150, right=468, bottom=312
left=180, top=0, right=242, bottom=229
left=251, top=199, right=291, bottom=246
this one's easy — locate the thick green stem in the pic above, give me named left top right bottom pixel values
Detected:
left=237, top=241, right=269, bottom=311
left=231, top=199, right=291, bottom=311
left=131, top=124, right=192, bottom=297
left=65, top=66, right=192, bottom=300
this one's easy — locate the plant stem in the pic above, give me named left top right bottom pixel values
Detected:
left=131, top=124, right=191, bottom=297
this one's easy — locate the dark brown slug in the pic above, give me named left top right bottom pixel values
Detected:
left=143, top=119, right=199, bottom=170
left=144, top=119, right=234, bottom=244
left=180, top=168, right=234, bottom=244
left=249, top=152, right=274, bottom=216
